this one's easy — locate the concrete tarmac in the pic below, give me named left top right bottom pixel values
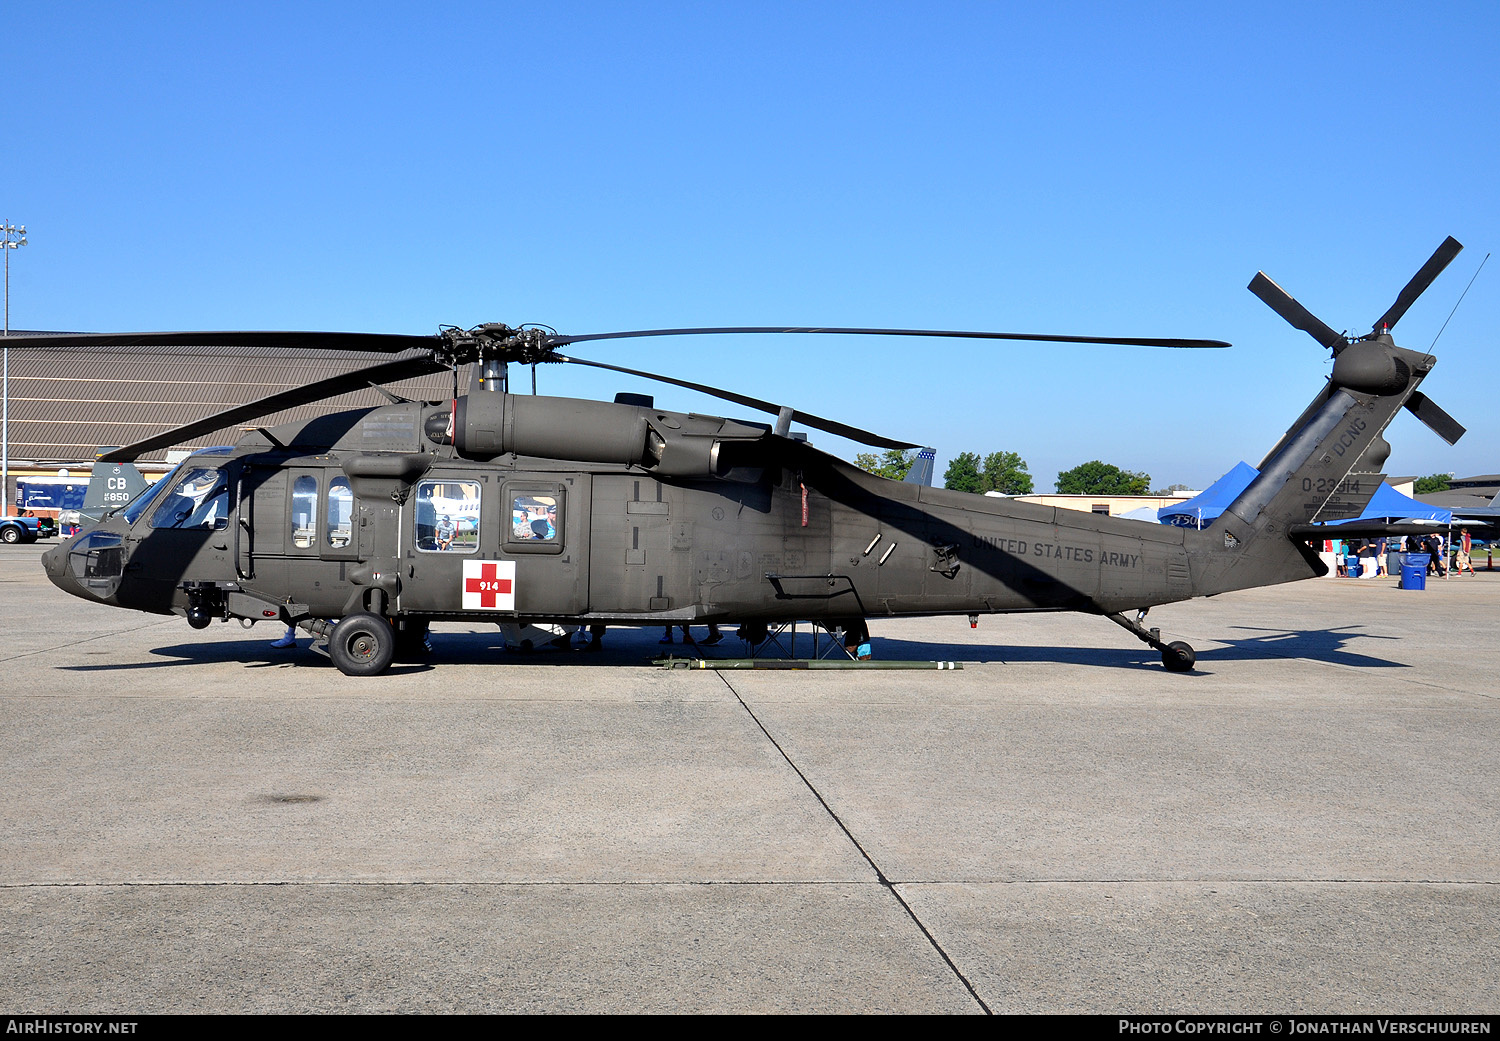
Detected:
left=1, top=542, right=1496, bottom=1013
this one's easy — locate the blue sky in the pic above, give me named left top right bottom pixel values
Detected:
left=5, top=2, right=1497, bottom=489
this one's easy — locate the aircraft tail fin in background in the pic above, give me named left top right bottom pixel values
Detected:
left=903, top=447, right=936, bottom=487
left=81, top=450, right=149, bottom=521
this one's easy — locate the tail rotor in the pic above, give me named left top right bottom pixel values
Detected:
left=1248, top=236, right=1468, bottom=445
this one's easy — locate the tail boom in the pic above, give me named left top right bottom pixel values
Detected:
left=1195, top=338, right=1436, bottom=595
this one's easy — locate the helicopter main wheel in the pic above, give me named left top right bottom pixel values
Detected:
left=1161, top=641, right=1196, bottom=672
left=329, top=612, right=396, bottom=677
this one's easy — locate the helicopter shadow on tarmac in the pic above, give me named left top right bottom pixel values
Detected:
left=871, top=623, right=1406, bottom=671
left=53, top=622, right=1408, bottom=674
left=1198, top=624, right=1405, bottom=669
left=55, top=642, right=434, bottom=675
left=53, top=626, right=728, bottom=672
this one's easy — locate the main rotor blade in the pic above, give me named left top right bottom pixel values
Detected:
left=549, top=326, right=1230, bottom=350
left=1404, top=391, right=1466, bottom=446
left=553, top=354, right=919, bottom=450
left=99, top=354, right=450, bottom=462
left=1247, top=273, right=1346, bottom=350
left=1374, top=236, right=1463, bottom=333
left=0, top=330, right=440, bottom=353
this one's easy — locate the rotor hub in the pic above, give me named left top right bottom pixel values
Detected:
left=436, top=324, right=556, bottom=367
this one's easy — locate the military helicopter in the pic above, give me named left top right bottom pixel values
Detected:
left=15, top=238, right=1467, bottom=676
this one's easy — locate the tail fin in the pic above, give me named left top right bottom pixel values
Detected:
left=903, top=447, right=936, bottom=487
left=81, top=449, right=148, bottom=520
left=1197, top=239, right=1466, bottom=595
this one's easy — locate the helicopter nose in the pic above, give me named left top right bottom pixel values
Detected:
left=42, top=539, right=67, bottom=578
left=41, top=530, right=126, bottom=604
left=42, top=540, right=79, bottom=595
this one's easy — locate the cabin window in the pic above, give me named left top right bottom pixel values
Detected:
left=327, top=477, right=354, bottom=548
left=415, top=479, right=481, bottom=553
left=291, top=475, right=318, bottom=548
left=512, top=493, right=558, bottom=542
left=148, top=467, right=229, bottom=530
left=503, top=484, right=566, bottom=555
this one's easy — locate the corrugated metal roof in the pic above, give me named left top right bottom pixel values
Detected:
left=2, top=342, right=467, bottom=465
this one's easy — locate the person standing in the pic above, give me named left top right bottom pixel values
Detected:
left=1424, top=534, right=1447, bottom=577
left=1455, top=527, right=1476, bottom=576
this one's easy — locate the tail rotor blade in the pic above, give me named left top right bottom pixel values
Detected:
left=1248, top=272, right=1346, bottom=350
left=1404, top=391, right=1466, bottom=446
left=1374, top=236, right=1463, bottom=333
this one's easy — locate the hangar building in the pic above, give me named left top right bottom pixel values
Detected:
left=2, top=334, right=466, bottom=507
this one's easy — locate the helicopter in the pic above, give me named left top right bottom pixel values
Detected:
left=12, top=237, right=1467, bottom=676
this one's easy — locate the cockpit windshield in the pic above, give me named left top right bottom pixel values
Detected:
left=119, top=448, right=235, bottom=526
left=149, top=467, right=229, bottom=529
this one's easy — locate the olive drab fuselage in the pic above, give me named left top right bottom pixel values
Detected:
left=43, top=399, right=1209, bottom=632
left=33, top=237, right=1469, bottom=674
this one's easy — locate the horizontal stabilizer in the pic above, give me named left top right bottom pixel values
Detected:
left=1309, top=473, right=1385, bottom=523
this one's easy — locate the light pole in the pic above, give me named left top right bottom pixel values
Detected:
left=2, top=219, right=26, bottom=513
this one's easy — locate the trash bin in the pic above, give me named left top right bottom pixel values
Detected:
left=1387, top=550, right=1403, bottom=576
left=1401, top=553, right=1430, bottom=590
left=1345, top=555, right=1361, bottom=578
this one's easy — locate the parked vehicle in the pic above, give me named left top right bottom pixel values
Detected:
left=0, top=514, right=57, bottom=544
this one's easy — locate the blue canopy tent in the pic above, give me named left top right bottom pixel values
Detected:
left=1157, top=462, right=1258, bottom=529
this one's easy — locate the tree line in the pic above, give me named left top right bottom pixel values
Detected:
left=854, top=449, right=1161, bottom=496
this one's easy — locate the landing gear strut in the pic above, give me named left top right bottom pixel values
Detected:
left=1106, top=610, right=1196, bottom=672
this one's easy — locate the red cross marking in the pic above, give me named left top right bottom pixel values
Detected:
left=464, top=562, right=513, bottom=608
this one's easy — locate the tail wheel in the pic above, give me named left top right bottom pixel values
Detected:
left=1162, top=641, right=1196, bottom=672
left=329, top=612, right=396, bottom=677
